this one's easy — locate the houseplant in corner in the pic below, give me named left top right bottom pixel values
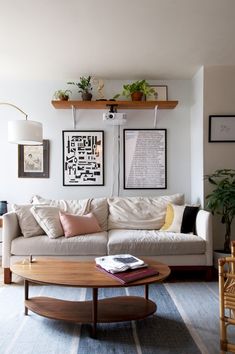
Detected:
left=67, top=76, right=93, bottom=101
left=114, top=80, right=155, bottom=101
left=205, top=168, right=235, bottom=254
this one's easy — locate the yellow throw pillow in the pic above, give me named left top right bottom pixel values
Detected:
left=160, top=204, right=174, bottom=230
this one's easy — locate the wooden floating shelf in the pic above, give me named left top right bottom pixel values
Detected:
left=51, top=100, right=178, bottom=110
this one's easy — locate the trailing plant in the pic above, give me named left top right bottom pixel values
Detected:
left=53, top=89, right=71, bottom=101
left=113, top=80, right=155, bottom=99
left=205, top=168, right=235, bottom=252
left=67, top=76, right=92, bottom=94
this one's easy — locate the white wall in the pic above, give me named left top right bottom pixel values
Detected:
left=204, top=66, right=235, bottom=250
left=0, top=79, right=191, bottom=206
left=190, top=67, right=204, bottom=206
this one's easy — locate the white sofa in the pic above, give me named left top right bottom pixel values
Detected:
left=2, top=194, right=213, bottom=284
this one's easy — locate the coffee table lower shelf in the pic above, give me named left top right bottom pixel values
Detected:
left=25, top=295, right=156, bottom=324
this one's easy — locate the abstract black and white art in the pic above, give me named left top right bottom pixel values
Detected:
left=63, top=131, right=104, bottom=186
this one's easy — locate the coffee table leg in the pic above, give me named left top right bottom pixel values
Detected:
left=92, top=288, right=98, bottom=338
left=24, top=279, right=29, bottom=315
left=145, top=284, right=149, bottom=300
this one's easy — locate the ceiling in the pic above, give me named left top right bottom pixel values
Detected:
left=1, top=0, right=235, bottom=80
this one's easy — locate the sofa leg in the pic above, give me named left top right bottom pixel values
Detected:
left=205, top=266, right=213, bottom=281
left=4, top=268, right=12, bottom=284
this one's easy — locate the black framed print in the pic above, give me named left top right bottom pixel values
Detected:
left=123, top=129, right=167, bottom=189
left=63, top=130, right=104, bottom=186
left=18, top=140, right=49, bottom=178
left=209, top=115, right=235, bottom=142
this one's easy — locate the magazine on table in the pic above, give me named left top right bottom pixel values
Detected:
left=96, top=264, right=159, bottom=284
left=95, top=254, right=147, bottom=274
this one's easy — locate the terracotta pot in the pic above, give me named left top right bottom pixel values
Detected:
left=59, top=95, right=69, bottom=101
left=82, top=92, right=92, bottom=101
left=131, top=91, right=143, bottom=101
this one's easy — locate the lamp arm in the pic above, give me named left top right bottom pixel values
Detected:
left=0, top=102, right=28, bottom=120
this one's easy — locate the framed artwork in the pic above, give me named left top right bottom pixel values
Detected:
left=146, top=85, right=168, bottom=101
left=123, top=129, right=167, bottom=189
left=63, top=130, right=104, bottom=186
left=18, top=140, right=49, bottom=178
left=209, top=115, right=235, bottom=142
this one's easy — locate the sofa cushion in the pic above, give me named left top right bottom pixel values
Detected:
left=31, top=195, right=108, bottom=231
left=59, top=211, right=102, bottom=237
left=12, top=204, right=44, bottom=238
left=107, top=229, right=206, bottom=256
left=11, top=232, right=108, bottom=256
left=30, top=206, right=63, bottom=239
left=160, top=204, right=199, bottom=233
left=107, top=194, right=184, bottom=230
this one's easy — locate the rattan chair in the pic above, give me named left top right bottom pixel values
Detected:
left=219, top=241, right=235, bottom=353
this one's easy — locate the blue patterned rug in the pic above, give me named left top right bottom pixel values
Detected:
left=0, top=282, right=203, bottom=354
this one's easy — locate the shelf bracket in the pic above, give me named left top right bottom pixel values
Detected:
left=153, top=105, right=158, bottom=128
left=71, top=105, right=77, bottom=129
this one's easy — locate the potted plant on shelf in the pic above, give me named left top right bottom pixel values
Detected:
left=67, top=76, right=93, bottom=101
left=205, top=168, right=235, bottom=255
left=53, top=89, right=72, bottom=101
left=113, top=80, right=155, bottom=101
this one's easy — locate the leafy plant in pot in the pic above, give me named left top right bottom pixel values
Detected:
left=53, top=89, right=72, bottom=101
left=113, top=80, right=155, bottom=101
left=205, top=169, right=235, bottom=254
left=67, top=76, right=93, bottom=101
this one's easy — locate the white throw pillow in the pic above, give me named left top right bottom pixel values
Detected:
left=12, top=204, right=44, bottom=238
left=30, top=205, right=64, bottom=239
left=107, top=194, right=185, bottom=230
left=31, top=195, right=108, bottom=231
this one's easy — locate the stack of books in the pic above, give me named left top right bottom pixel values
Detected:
left=95, top=254, right=159, bottom=284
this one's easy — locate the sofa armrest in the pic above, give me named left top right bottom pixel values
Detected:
left=2, top=212, right=21, bottom=268
left=196, top=210, right=213, bottom=265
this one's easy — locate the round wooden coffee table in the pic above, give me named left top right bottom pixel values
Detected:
left=11, top=257, right=170, bottom=337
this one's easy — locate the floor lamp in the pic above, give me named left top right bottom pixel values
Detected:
left=0, top=102, right=43, bottom=145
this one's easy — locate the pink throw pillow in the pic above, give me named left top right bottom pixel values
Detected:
left=59, top=211, right=102, bottom=238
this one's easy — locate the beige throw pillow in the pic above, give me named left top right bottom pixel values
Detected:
left=30, top=206, right=64, bottom=239
left=12, top=204, right=44, bottom=238
left=31, top=195, right=108, bottom=231
left=107, top=194, right=185, bottom=230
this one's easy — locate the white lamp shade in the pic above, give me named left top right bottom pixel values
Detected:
left=8, top=120, right=43, bottom=145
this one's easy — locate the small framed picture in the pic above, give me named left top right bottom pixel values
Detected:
left=63, top=130, right=104, bottom=186
left=18, top=140, right=50, bottom=178
left=209, top=115, right=235, bottom=142
left=146, top=85, right=168, bottom=101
